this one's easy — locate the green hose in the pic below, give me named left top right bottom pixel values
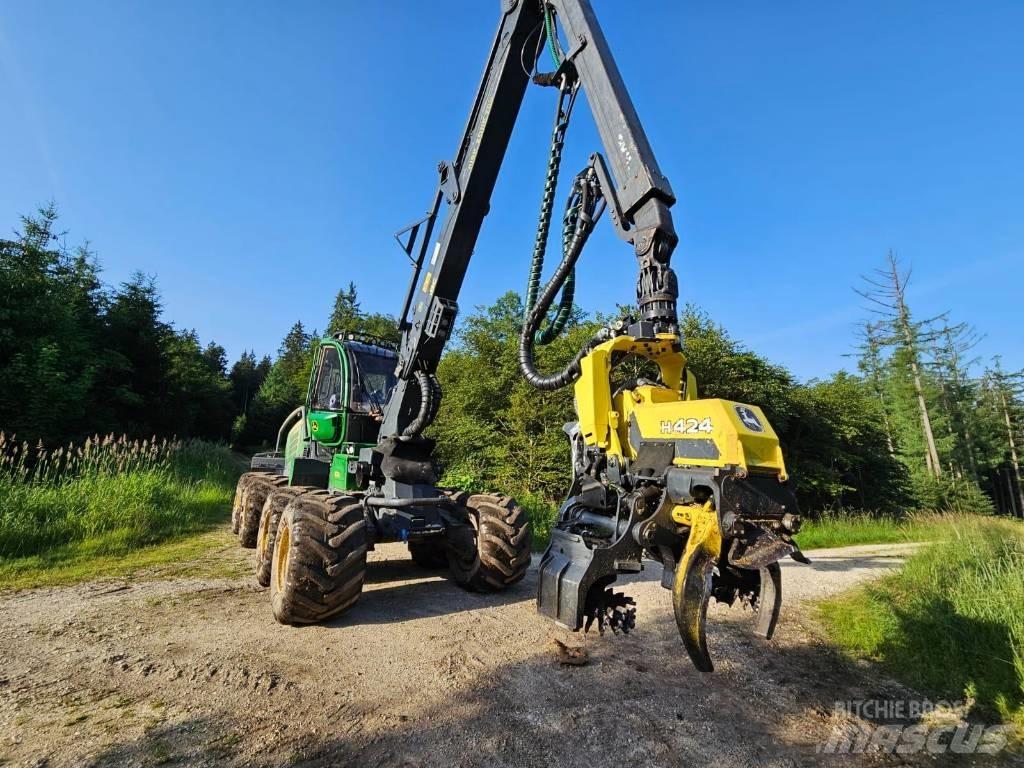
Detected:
left=544, top=4, right=561, bottom=66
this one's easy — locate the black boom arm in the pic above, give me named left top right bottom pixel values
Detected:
left=380, top=0, right=678, bottom=440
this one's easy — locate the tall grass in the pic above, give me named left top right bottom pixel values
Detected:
left=819, top=516, right=1024, bottom=726
left=794, top=509, right=953, bottom=550
left=0, top=433, right=242, bottom=565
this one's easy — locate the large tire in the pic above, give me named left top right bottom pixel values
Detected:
left=408, top=539, right=448, bottom=569
left=239, top=474, right=287, bottom=548
left=447, top=493, right=531, bottom=592
left=255, top=486, right=307, bottom=587
left=270, top=492, right=368, bottom=625
left=231, top=472, right=262, bottom=534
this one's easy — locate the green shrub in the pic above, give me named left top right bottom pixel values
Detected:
left=516, top=491, right=558, bottom=549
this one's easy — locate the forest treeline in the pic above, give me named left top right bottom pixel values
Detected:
left=3, top=206, right=1022, bottom=517
left=1, top=206, right=270, bottom=442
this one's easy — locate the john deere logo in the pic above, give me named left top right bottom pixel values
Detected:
left=735, top=405, right=764, bottom=433
left=310, top=421, right=319, bottom=433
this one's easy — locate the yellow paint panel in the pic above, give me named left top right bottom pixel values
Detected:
left=628, top=397, right=786, bottom=477
left=572, top=332, right=787, bottom=479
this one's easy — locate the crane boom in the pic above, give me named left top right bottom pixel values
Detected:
left=381, top=0, right=678, bottom=441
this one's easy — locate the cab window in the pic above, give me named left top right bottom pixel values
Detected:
left=350, top=351, right=397, bottom=414
left=313, top=346, right=344, bottom=411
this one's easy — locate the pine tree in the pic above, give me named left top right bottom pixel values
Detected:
left=0, top=204, right=105, bottom=439
left=201, top=342, right=228, bottom=377
left=327, top=282, right=360, bottom=337
left=229, top=350, right=269, bottom=416
left=326, top=282, right=401, bottom=344
left=985, top=360, right=1024, bottom=516
left=854, top=321, right=895, bottom=456
left=928, top=323, right=982, bottom=482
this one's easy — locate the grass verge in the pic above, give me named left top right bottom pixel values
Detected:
left=0, top=529, right=250, bottom=590
left=794, top=510, right=948, bottom=550
left=817, top=516, right=1024, bottom=727
left=0, top=436, right=243, bottom=588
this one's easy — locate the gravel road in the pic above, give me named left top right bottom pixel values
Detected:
left=0, top=536, right=965, bottom=767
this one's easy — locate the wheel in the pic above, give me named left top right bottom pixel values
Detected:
left=255, top=486, right=307, bottom=587
left=408, top=539, right=447, bottom=569
left=239, top=474, right=287, bottom=548
left=270, top=492, right=368, bottom=625
left=231, top=472, right=262, bottom=534
left=447, top=493, right=531, bottom=592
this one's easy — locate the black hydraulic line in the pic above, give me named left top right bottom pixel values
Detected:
left=400, top=370, right=434, bottom=440
left=427, top=375, right=443, bottom=424
left=519, top=168, right=611, bottom=390
left=524, top=77, right=578, bottom=345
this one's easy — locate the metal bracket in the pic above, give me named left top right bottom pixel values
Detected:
left=394, top=212, right=434, bottom=264
left=565, top=32, right=587, bottom=62
left=438, top=160, right=461, bottom=204
left=424, top=296, right=458, bottom=341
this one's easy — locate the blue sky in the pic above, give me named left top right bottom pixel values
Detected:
left=2, top=1, right=1021, bottom=381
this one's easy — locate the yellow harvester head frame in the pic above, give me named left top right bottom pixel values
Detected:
left=572, top=333, right=788, bottom=481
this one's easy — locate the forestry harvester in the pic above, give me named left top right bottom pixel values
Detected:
left=232, top=0, right=808, bottom=671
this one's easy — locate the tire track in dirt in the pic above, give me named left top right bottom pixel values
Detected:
left=0, top=536, right=968, bottom=768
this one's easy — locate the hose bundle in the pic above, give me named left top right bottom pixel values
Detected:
left=519, top=166, right=609, bottom=390
left=519, top=5, right=610, bottom=391
left=524, top=78, right=577, bottom=345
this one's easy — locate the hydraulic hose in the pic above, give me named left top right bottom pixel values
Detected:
left=519, top=169, right=609, bottom=390
left=519, top=9, right=614, bottom=391
left=524, top=78, right=578, bottom=345
left=401, top=370, right=439, bottom=440
left=543, top=2, right=562, bottom=66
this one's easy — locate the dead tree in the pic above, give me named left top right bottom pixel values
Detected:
left=856, top=251, right=942, bottom=478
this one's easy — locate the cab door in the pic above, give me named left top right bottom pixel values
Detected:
left=306, top=342, right=348, bottom=446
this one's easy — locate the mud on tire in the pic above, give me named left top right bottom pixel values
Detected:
left=270, top=492, right=368, bottom=625
left=239, top=474, right=287, bottom=548
left=232, top=472, right=262, bottom=534
left=255, top=486, right=308, bottom=587
left=447, top=493, right=531, bottom=592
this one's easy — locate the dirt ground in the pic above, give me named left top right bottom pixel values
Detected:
left=0, top=536, right=997, bottom=767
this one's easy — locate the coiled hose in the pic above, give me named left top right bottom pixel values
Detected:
left=519, top=168, right=610, bottom=390
left=401, top=370, right=442, bottom=439
left=518, top=4, right=613, bottom=391
left=524, top=79, right=578, bottom=345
